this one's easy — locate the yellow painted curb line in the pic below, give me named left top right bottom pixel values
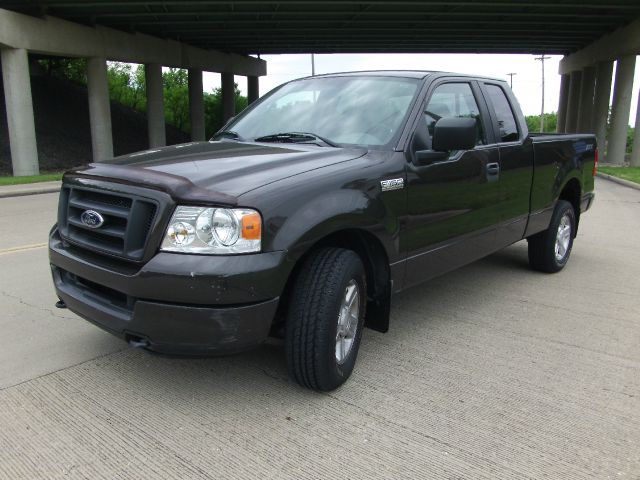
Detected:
left=0, top=243, right=47, bottom=256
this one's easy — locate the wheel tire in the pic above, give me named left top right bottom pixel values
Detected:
left=286, top=247, right=367, bottom=391
left=528, top=200, right=576, bottom=273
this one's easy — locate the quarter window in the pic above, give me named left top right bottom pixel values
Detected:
left=485, top=84, right=519, bottom=142
left=424, top=83, right=486, bottom=146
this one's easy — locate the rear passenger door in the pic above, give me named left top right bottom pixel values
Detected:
left=480, top=82, right=535, bottom=245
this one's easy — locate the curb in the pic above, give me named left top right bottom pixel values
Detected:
left=0, top=183, right=61, bottom=199
left=596, top=172, right=640, bottom=191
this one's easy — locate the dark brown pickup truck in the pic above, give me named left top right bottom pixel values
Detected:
left=50, top=71, right=596, bottom=390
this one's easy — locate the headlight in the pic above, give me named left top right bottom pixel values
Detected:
left=161, top=206, right=261, bottom=254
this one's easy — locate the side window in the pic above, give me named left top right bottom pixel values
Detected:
left=485, top=84, right=519, bottom=142
left=424, top=83, right=486, bottom=146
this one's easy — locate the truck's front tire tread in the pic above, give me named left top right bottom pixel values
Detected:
left=286, top=247, right=366, bottom=391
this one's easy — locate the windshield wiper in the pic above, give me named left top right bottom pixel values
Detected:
left=254, top=132, right=338, bottom=147
left=214, top=130, right=245, bottom=141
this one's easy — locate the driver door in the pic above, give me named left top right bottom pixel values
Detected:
left=404, top=80, right=501, bottom=288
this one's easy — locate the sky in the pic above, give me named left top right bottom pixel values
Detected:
left=203, top=53, right=640, bottom=125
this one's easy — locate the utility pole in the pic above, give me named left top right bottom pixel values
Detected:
left=506, top=72, right=517, bottom=89
left=311, top=53, right=316, bottom=76
left=535, top=55, right=551, bottom=133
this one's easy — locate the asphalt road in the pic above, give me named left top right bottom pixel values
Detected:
left=1, top=179, right=638, bottom=479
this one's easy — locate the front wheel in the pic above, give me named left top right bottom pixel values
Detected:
left=527, top=200, right=576, bottom=273
left=285, top=248, right=366, bottom=391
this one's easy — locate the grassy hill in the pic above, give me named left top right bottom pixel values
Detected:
left=0, top=72, right=189, bottom=175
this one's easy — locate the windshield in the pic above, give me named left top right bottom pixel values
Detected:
left=218, top=76, right=421, bottom=148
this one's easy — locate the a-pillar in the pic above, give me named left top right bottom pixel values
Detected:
left=556, top=73, right=570, bottom=133
left=1, top=48, right=39, bottom=175
left=188, top=68, right=205, bottom=141
left=247, top=76, right=259, bottom=104
left=630, top=90, right=640, bottom=167
left=87, top=57, right=113, bottom=161
left=221, top=72, right=235, bottom=123
left=577, top=65, right=596, bottom=133
left=607, top=56, right=636, bottom=165
left=565, top=70, right=582, bottom=133
left=145, top=63, right=165, bottom=148
left=592, top=61, right=613, bottom=157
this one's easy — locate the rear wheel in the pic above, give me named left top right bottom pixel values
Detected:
left=528, top=200, right=576, bottom=273
left=286, top=248, right=366, bottom=391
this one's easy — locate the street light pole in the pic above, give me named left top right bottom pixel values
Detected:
left=507, top=72, right=517, bottom=89
left=535, top=55, right=551, bottom=133
left=311, top=53, right=316, bottom=76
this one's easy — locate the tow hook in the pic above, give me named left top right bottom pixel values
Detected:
left=128, top=337, right=150, bottom=349
left=55, top=300, right=67, bottom=309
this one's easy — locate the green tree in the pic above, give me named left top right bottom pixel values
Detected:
left=525, top=112, right=558, bottom=133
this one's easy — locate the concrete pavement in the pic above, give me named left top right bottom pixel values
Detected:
left=0, top=179, right=639, bottom=479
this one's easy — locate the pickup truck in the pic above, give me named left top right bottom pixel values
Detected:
left=49, top=71, right=596, bottom=391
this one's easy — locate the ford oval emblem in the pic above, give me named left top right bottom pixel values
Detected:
left=80, top=210, right=105, bottom=229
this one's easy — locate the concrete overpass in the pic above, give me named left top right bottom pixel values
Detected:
left=1, top=1, right=639, bottom=176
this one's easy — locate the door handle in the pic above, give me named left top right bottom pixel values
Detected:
left=486, top=162, right=500, bottom=182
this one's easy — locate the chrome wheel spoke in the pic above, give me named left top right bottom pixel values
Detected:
left=554, top=212, right=572, bottom=262
left=335, top=279, right=360, bottom=365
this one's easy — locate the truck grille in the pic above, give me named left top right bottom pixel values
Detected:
left=58, top=185, right=159, bottom=262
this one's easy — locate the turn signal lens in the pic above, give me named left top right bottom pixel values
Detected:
left=593, top=148, right=599, bottom=177
left=241, top=212, right=262, bottom=240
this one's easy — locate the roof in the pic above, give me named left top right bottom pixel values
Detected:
left=308, top=70, right=508, bottom=82
left=3, top=1, right=640, bottom=56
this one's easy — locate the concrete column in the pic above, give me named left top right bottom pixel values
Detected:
left=1, top=48, right=39, bottom=176
left=221, top=72, right=235, bottom=123
left=144, top=63, right=165, bottom=148
left=630, top=91, right=640, bottom=167
left=565, top=70, right=582, bottom=133
left=247, top=76, right=259, bottom=104
left=607, top=56, right=636, bottom=165
left=577, top=65, right=596, bottom=133
left=592, top=61, right=614, bottom=157
left=188, top=68, right=205, bottom=141
left=556, top=73, right=570, bottom=133
left=86, top=57, right=113, bottom=161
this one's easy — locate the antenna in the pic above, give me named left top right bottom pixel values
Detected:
left=534, top=55, right=551, bottom=133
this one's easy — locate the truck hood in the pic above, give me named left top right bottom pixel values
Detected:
left=67, top=141, right=367, bottom=205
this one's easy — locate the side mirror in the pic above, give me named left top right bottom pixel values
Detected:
left=432, top=117, right=477, bottom=152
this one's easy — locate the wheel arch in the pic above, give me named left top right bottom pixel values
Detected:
left=279, top=228, right=392, bottom=334
left=558, top=177, right=581, bottom=235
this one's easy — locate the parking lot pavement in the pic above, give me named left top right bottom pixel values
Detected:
left=1, top=178, right=639, bottom=479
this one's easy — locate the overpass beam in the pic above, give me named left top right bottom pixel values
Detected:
left=556, top=73, right=570, bottom=133
left=87, top=57, right=113, bottom=161
left=145, top=63, right=165, bottom=148
left=1, top=47, right=39, bottom=175
left=248, top=76, right=259, bottom=105
left=607, top=56, right=636, bottom=165
left=565, top=70, right=582, bottom=133
left=577, top=66, right=596, bottom=133
left=188, top=68, right=205, bottom=141
left=222, top=73, right=235, bottom=123
left=592, top=61, right=614, bottom=157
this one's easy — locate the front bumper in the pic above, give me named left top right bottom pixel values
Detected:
left=49, top=228, right=290, bottom=355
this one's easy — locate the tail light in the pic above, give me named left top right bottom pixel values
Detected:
left=593, top=148, right=599, bottom=176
